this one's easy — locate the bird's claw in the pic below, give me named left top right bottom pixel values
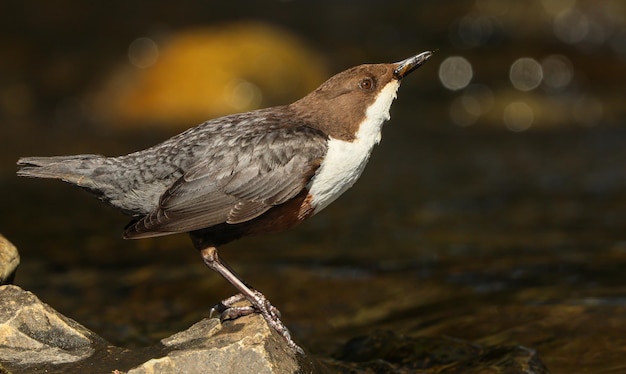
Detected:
left=211, top=292, right=303, bottom=354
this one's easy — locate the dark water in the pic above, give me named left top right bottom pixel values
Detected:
left=2, top=1, right=626, bottom=372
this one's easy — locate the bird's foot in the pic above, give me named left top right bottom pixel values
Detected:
left=199, top=246, right=303, bottom=354
left=211, top=291, right=303, bottom=354
left=210, top=293, right=255, bottom=320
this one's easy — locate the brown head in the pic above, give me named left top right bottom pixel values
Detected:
left=291, top=51, right=433, bottom=141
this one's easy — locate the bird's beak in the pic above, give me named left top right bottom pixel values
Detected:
left=393, top=51, right=434, bottom=80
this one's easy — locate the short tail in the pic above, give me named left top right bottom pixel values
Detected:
left=17, top=154, right=105, bottom=185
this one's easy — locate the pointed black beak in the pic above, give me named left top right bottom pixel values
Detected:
left=393, top=51, right=434, bottom=80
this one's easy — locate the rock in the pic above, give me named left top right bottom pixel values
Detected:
left=0, top=285, right=304, bottom=373
left=127, top=313, right=300, bottom=374
left=0, top=235, right=19, bottom=285
left=0, top=285, right=107, bottom=368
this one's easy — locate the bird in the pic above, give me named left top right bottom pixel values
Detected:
left=17, top=51, right=433, bottom=353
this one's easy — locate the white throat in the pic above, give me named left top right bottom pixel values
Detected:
left=308, top=80, right=401, bottom=213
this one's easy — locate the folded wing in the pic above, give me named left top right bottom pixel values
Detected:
left=124, top=126, right=327, bottom=238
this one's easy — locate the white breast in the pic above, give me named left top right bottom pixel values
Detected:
left=307, top=80, right=400, bottom=213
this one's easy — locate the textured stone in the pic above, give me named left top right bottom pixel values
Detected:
left=0, top=235, right=19, bottom=285
left=0, top=285, right=303, bottom=373
left=0, top=285, right=106, bottom=367
left=128, top=314, right=299, bottom=374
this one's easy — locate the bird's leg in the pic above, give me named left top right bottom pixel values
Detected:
left=199, top=246, right=303, bottom=354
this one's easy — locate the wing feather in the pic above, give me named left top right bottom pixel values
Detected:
left=124, top=125, right=327, bottom=238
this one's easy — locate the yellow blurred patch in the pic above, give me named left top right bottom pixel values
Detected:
left=89, top=22, right=328, bottom=128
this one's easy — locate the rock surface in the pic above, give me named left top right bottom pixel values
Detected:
left=0, top=285, right=302, bottom=373
left=0, top=235, right=19, bottom=285
left=128, top=313, right=300, bottom=374
left=0, top=285, right=108, bottom=368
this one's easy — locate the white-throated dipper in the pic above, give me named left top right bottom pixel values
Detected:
left=17, top=51, right=432, bottom=353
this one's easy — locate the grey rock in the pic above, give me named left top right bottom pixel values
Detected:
left=128, top=313, right=300, bottom=374
left=0, top=285, right=106, bottom=367
left=0, top=285, right=303, bottom=373
left=0, top=236, right=19, bottom=285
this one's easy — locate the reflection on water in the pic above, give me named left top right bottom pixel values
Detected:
left=1, top=1, right=626, bottom=372
left=439, top=0, right=625, bottom=131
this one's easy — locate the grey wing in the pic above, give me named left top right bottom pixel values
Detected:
left=124, top=126, right=328, bottom=238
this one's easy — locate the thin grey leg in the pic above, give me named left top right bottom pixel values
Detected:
left=200, top=246, right=303, bottom=354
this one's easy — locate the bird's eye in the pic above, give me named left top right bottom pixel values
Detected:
left=359, top=78, right=374, bottom=90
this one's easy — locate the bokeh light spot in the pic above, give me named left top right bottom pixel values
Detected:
left=226, top=79, right=263, bottom=111
left=540, top=0, right=577, bottom=15
left=439, top=56, right=473, bottom=91
left=554, top=8, right=589, bottom=44
left=454, top=13, right=496, bottom=48
left=503, top=101, right=534, bottom=132
left=509, top=57, right=543, bottom=91
left=449, top=84, right=494, bottom=127
left=450, top=97, right=479, bottom=127
left=128, top=37, right=159, bottom=69
left=541, top=54, right=573, bottom=91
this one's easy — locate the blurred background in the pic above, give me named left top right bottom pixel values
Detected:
left=1, top=1, right=625, bottom=372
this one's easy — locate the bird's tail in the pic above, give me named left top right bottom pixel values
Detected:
left=17, top=154, right=105, bottom=186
